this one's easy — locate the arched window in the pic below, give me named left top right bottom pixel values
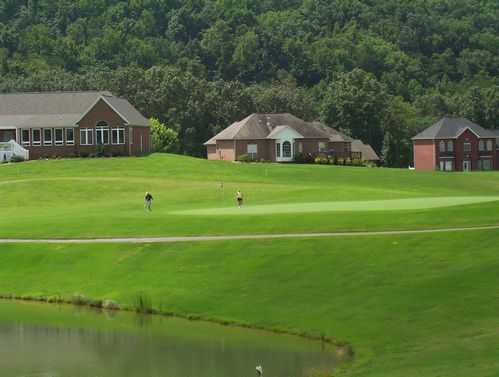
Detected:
left=439, top=141, right=446, bottom=152
left=282, top=141, right=292, bottom=158
left=447, top=141, right=454, bottom=152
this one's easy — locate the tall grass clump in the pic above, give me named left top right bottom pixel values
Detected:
left=132, top=292, right=153, bottom=314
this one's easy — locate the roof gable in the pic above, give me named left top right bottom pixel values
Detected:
left=266, top=125, right=304, bottom=139
left=412, top=117, right=495, bottom=140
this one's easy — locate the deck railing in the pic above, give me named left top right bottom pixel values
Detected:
left=0, top=140, right=29, bottom=162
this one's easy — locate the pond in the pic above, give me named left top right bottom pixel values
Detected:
left=0, top=301, right=341, bottom=377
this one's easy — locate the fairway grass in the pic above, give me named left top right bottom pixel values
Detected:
left=2, top=154, right=499, bottom=238
left=173, top=196, right=499, bottom=215
left=1, top=231, right=499, bottom=377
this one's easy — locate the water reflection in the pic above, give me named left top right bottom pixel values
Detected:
left=0, top=301, right=340, bottom=377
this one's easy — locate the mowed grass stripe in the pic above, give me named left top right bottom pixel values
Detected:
left=174, top=196, right=499, bottom=215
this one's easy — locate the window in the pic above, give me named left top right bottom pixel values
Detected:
left=463, top=142, right=471, bottom=153
left=276, top=143, right=281, bottom=158
left=54, top=128, right=64, bottom=145
left=21, top=129, right=30, bottom=146
left=282, top=141, right=292, bottom=158
left=66, top=128, right=75, bottom=145
left=247, top=144, right=258, bottom=159
left=298, top=142, right=303, bottom=153
left=32, top=129, right=41, bottom=146
left=439, top=140, right=446, bottom=152
left=318, top=142, right=327, bottom=153
left=439, top=160, right=454, bottom=171
left=43, top=128, right=52, bottom=145
left=479, top=159, right=492, bottom=170
left=96, top=126, right=109, bottom=145
left=487, top=140, right=493, bottom=151
left=479, top=140, right=485, bottom=151
left=80, top=128, right=93, bottom=145
left=112, top=128, right=125, bottom=145
left=447, top=141, right=454, bottom=152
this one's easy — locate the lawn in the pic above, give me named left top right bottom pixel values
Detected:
left=1, top=154, right=499, bottom=238
left=1, top=231, right=499, bottom=377
left=3, top=154, right=499, bottom=376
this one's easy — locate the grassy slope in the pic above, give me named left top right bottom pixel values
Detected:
left=1, top=232, right=499, bottom=377
left=3, top=155, right=499, bottom=376
left=1, top=154, right=499, bottom=238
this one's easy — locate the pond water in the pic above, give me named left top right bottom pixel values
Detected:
left=0, top=301, right=340, bottom=377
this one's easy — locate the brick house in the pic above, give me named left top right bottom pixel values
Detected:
left=412, top=117, right=498, bottom=171
left=0, top=91, right=150, bottom=160
left=204, top=113, right=379, bottom=163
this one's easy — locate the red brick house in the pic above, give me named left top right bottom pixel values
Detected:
left=412, top=117, right=498, bottom=171
left=204, top=113, right=379, bottom=163
left=0, top=91, right=150, bottom=160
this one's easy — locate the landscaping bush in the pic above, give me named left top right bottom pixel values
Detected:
left=237, top=154, right=255, bottom=163
left=314, top=156, right=330, bottom=165
left=351, top=159, right=365, bottom=167
left=294, top=153, right=314, bottom=164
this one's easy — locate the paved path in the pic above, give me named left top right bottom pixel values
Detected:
left=0, top=225, right=498, bottom=244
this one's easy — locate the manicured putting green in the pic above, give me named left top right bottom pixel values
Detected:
left=174, top=196, right=499, bottom=216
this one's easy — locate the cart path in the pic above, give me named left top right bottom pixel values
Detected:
left=1, top=224, right=499, bottom=244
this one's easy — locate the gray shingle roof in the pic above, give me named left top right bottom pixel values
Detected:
left=351, top=140, right=380, bottom=161
left=311, top=122, right=353, bottom=142
left=412, top=117, right=496, bottom=140
left=0, top=91, right=148, bottom=128
left=101, top=95, right=149, bottom=127
left=204, top=113, right=340, bottom=144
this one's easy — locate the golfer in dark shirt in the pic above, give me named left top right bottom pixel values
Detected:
left=144, top=192, right=153, bottom=211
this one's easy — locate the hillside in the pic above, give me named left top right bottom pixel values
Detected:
left=2, top=230, right=499, bottom=377
left=1, top=0, right=498, bottom=165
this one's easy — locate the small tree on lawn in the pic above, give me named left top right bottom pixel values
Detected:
left=150, top=118, right=179, bottom=153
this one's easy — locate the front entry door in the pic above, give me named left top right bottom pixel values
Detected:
left=463, top=160, right=471, bottom=172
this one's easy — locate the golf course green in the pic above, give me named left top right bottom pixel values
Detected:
left=174, top=196, right=499, bottom=215
left=2, top=154, right=499, bottom=377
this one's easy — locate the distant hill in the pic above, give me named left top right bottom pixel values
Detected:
left=1, top=0, right=498, bottom=164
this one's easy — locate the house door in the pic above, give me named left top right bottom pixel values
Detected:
left=462, top=160, right=471, bottom=172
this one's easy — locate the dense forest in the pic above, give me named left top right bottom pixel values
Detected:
left=0, top=0, right=498, bottom=166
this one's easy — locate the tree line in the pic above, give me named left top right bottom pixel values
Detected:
left=0, top=0, right=498, bottom=167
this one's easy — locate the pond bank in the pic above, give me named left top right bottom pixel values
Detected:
left=0, top=294, right=354, bottom=360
